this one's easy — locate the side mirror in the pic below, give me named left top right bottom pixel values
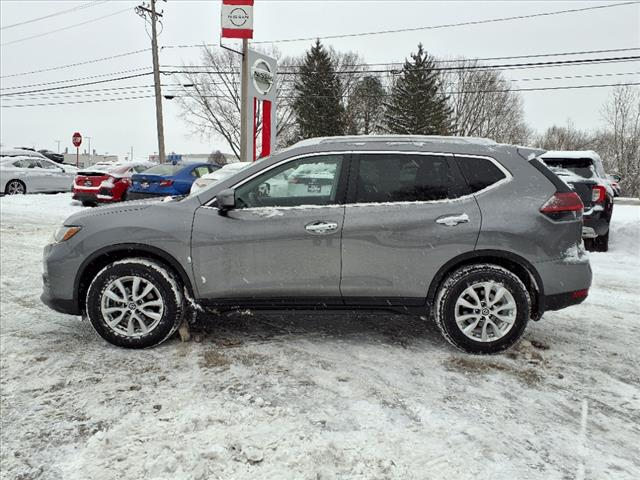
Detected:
left=216, top=188, right=236, bottom=211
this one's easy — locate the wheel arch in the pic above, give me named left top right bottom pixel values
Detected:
left=74, top=243, right=194, bottom=313
left=426, top=249, right=545, bottom=318
left=4, top=178, right=27, bottom=194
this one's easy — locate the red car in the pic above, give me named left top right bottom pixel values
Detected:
left=72, top=162, right=152, bottom=206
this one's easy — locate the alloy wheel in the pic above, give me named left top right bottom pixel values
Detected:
left=454, top=281, right=517, bottom=342
left=6, top=181, right=25, bottom=195
left=100, top=275, right=164, bottom=337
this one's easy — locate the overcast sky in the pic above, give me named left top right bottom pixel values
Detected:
left=1, top=0, right=638, bottom=160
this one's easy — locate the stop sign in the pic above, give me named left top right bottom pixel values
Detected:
left=72, top=132, right=82, bottom=147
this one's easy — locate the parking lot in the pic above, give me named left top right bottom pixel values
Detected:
left=0, top=193, right=638, bottom=480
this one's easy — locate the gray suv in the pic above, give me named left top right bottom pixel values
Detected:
left=42, top=136, right=592, bottom=354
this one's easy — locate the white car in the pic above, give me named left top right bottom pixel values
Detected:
left=0, top=156, right=75, bottom=195
left=190, top=162, right=251, bottom=194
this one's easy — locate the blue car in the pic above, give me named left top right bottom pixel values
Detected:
left=128, top=162, right=220, bottom=200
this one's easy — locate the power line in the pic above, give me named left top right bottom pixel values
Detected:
left=0, top=68, right=152, bottom=91
left=0, top=72, right=153, bottom=97
left=0, top=6, right=133, bottom=47
left=0, top=49, right=150, bottom=79
left=0, top=1, right=108, bottom=30
left=3, top=81, right=639, bottom=107
left=162, top=55, right=640, bottom=76
left=251, top=2, right=639, bottom=44
left=4, top=45, right=636, bottom=81
left=1, top=95, right=156, bottom=108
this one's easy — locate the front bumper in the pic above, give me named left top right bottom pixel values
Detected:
left=127, top=191, right=168, bottom=200
left=41, top=242, right=82, bottom=316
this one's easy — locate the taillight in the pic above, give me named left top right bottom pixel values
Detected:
left=571, top=289, right=589, bottom=299
left=159, top=179, right=174, bottom=187
left=540, top=192, right=583, bottom=214
left=592, top=185, right=606, bottom=203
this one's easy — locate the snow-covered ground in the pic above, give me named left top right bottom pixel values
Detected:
left=1, top=193, right=639, bottom=480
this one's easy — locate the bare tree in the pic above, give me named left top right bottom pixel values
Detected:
left=207, top=149, right=227, bottom=165
left=535, top=120, right=595, bottom=151
left=176, top=46, right=298, bottom=159
left=601, top=85, right=640, bottom=196
left=444, top=58, right=531, bottom=144
left=345, top=75, right=386, bottom=135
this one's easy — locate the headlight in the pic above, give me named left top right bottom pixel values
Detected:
left=51, top=226, right=82, bottom=243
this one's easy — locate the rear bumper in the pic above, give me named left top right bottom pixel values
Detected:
left=534, top=253, right=592, bottom=314
left=583, top=214, right=609, bottom=237
left=544, top=290, right=589, bottom=311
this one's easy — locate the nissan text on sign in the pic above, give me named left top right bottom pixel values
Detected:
left=221, top=0, right=254, bottom=39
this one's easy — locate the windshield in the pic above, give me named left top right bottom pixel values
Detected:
left=543, top=158, right=595, bottom=179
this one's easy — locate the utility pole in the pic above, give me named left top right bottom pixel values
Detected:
left=136, top=0, right=166, bottom=164
left=54, top=140, right=60, bottom=153
left=239, top=38, right=249, bottom=163
left=86, top=136, right=92, bottom=157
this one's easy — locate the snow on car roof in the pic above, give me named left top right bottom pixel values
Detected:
left=540, top=150, right=602, bottom=161
left=293, top=135, right=498, bottom=148
left=0, top=148, right=46, bottom=158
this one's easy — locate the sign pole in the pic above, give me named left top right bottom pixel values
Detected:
left=240, top=37, right=250, bottom=162
left=76, top=147, right=79, bottom=168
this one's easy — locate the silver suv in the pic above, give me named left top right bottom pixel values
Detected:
left=42, top=136, right=592, bottom=353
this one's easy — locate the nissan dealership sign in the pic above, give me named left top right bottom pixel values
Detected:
left=221, top=0, right=254, bottom=39
left=251, top=58, right=274, bottom=95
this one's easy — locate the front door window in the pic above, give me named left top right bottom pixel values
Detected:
left=234, top=155, right=344, bottom=208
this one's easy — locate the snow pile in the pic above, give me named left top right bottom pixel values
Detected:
left=608, top=203, right=640, bottom=255
left=0, top=192, right=85, bottom=225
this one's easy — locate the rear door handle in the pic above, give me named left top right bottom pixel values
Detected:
left=435, top=213, right=470, bottom=226
left=305, top=221, right=339, bottom=234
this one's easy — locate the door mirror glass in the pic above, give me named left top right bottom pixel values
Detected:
left=216, top=188, right=236, bottom=210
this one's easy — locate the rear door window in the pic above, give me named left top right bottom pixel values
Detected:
left=455, top=156, right=507, bottom=193
left=353, top=153, right=466, bottom=203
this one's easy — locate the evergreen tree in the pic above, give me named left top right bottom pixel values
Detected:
left=292, top=40, right=345, bottom=139
left=384, top=44, right=451, bottom=135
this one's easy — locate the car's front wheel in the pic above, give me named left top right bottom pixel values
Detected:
left=434, top=264, right=530, bottom=354
left=5, top=180, right=26, bottom=195
left=86, top=258, right=185, bottom=348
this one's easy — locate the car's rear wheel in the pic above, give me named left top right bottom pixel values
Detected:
left=86, top=258, right=185, bottom=348
left=593, top=231, right=609, bottom=252
left=5, top=180, right=26, bottom=195
left=434, top=264, right=530, bottom=354
left=81, top=200, right=97, bottom=207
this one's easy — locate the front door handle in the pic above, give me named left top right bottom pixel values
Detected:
left=435, top=213, right=470, bottom=226
left=305, top=221, right=339, bottom=234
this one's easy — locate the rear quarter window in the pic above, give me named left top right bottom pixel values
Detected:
left=455, top=156, right=507, bottom=193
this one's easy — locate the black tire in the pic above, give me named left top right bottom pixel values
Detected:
left=82, top=200, right=97, bottom=207
left=86, top=258, right=185, bottom=348
left=5, top=180, right=26, bottom=195
left=583, top=238, right=595, bottom=251
left=594, top=231, right=609, bottom=252
left=434, top=264, right=530, bottom=354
